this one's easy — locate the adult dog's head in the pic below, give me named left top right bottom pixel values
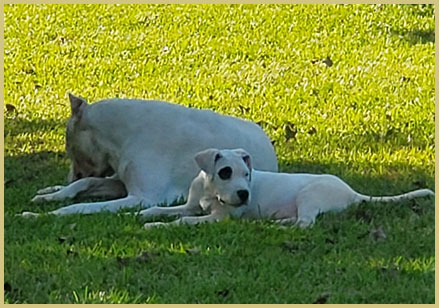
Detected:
left=195, top=148, right=253, bottom=207
left=66, top=93, right=114, bottom=183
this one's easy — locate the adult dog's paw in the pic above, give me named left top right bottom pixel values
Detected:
left=18, top=211, right=40, bottom=218
left=36, top=185, right=64, bottom=195
left=31, top=194, right=50, bottom=203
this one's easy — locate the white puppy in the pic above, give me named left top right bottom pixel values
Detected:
left=142, top=148, right=434, bottom=228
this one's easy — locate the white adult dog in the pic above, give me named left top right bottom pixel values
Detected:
left=20, top=95, right=277, bottom=216
left=142, top=148, right=434, bottom=228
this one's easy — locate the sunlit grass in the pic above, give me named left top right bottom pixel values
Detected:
left=368, top=256, right=435, bottom=273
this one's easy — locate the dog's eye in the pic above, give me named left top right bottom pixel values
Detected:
left=218, top=167, right=232, bottom=180
left=245, top=172, right=249, bottom=177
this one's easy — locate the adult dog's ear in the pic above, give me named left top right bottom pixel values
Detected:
left=233, top=149, right=252, bottom=171
left=195, top=148, right=222, bottom=175
left=68, top=93, right=88, bottom=118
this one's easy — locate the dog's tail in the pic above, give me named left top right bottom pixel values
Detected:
left=355, top=189, right=434, bottom=203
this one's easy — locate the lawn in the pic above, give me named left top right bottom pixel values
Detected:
left=4, top=4, right=435, bottom=304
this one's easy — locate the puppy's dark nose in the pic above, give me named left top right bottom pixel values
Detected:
left=237, top=190, right=249, bottom=203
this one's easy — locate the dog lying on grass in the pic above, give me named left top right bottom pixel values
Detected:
left=20, top=95, right=277, bottom=217
left=141, top=148, right=434, bottom=228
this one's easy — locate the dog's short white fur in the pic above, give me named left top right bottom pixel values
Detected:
left=20, top=95, right=277, bottom=217
left=142, top=148, right=434, bottom=228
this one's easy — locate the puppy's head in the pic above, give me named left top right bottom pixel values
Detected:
left=66, top=93, right=114, bottom=183
left=195, top=148, right=252, bottom=207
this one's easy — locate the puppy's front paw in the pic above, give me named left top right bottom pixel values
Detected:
left=36, top=185, right=64, bottom=195
left=144, top=222, right=167, bottom=229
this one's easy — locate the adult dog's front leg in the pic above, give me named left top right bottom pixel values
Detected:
left=31, top=177, right=126, bottom=203
left=20, top=195, right=142, bottom=217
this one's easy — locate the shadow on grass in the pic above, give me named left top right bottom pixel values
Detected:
left=5, top=150, right=69, bottom=189
left=5, top=151, right=70, bottom=214
left=5, top=150, right=435, bottom=303
left=390, top=29, right=435, bottom=45
left=389, top=5, right=434, bottom=45
left=403, top=29, right=434, bottom=45
left=4, top=211, right=435, bottom=303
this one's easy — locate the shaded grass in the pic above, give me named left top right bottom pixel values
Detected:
left=4, top=4, right=435, bottom=304
left=4, top=203, right=434, bottom=303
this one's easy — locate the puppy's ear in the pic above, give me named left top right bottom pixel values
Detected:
left=195, top=148, right=222, bottom=174
left=233, top=149, right=252, bottom=171
left=68, top=93, right=88, bottom=118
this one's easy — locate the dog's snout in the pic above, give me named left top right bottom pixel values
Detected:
left=237, top=190, right=249, bottom=203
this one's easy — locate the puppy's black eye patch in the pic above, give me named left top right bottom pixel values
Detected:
left=218, top=167, right=232, bottom=180
left=214, top=153, right=222, bottom=162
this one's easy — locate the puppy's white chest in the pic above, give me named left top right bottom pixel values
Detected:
left=200, top=196, right=216, bottom=211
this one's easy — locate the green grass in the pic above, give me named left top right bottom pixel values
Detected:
left=4, top=4, right=435, bottom=304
